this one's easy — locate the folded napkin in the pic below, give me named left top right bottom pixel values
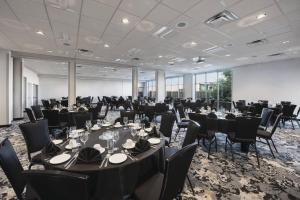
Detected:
left=77, top=147, right=102, bottom=164
left=148, top=126, right=160, bottom=138
left=140, top=118, right=150, bottom=128
left=131, top=139, right=150, bottom=156
left=42, top=142, right=61, bottom=157
left=225, top=113, right=236, bottom=120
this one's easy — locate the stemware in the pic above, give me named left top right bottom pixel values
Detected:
left=85, top=120, right=92, bottom=132
left=80, top=131, right=89, bottom=147
left=123, top=117, right=128, bottom=129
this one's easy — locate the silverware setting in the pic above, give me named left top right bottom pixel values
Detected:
left=122, top=150, right=136, bottom=161
left=64, top=152, right=79, bottom=169
left=99, top=154, right=110, bottom=168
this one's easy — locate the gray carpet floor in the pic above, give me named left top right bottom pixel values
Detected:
left=1, top=111, right=300, bottom=200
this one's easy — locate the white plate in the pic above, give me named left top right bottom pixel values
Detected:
left=138, top=131, right=148, bottom=137
left=102, top=123, right=111, bottom=127
left=114, top=124, right=122, bottom=128
left=52, top=139, right=63, bottom=145
left=122, top=142, right=135, bottom=149
left=145, top=128, right=152, bottom=132
left=49, top=153, right=71, bottom=165
left=133, top=126, right=141, bottom=130
left=65, top=143, right=81, bottom=150
left=128, top=123, right=135, bottom=126
left=91, top=127, right=100, bottom=131
left=109, top=153, right=127, bottom=164
left=148, top=138, right=161, bottom=145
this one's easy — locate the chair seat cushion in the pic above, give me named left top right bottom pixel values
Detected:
left=257, top=129, right=272, bottom=139
left=31, top=153, right=42, bottom=164
left=178, top=121, right=189, bottom=128
left=165, top=147, right=178, bottom=159
left=134, top=173, right=164, bottom=200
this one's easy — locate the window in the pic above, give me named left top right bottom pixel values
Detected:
left=146, top=80, right=156, bottom=98
left=195, top=71, right=232, bottom=109
left=166, top=76, right=184, bottom=98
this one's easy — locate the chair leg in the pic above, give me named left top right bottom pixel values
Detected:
left=266, top=139, right=275, bottom=158
left=186, top=175, right=195, bottom=196
left=208, top=140, right=212, bottom=159
left=229, top=142, right=234, bottom=161
left=28, top=162, right=33, bottom=170
left=296, top=119, right=300, bottom=128
left=254, top=143, right=260, bottom=168
left=270, top=138, right=278, bottom=153
left=290, top=119, right=295, bottom=130
left=174, top=128, right=180, bottom=141
left=225, top=137, right=228, bottom=152
left=214, top=136, right=217, bottom=152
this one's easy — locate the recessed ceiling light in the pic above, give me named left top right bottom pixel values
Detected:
left=158, top=55, right=163, bottom=58
left=191, top=41, right=197, bottom=46
left=36, top=30, right=45, bottom=36
left=47, top=50, right=53, bottom=53
left=282, top=40, right=290, bottom=44
left=168, top=61, right=175, bottom=65
left=225, top=54, right=231, bottom=57
left=104, top=44, right=109, bottom=48
left=182, top=41, right=197, bottom=48
left=256, top=13, right=267, bottom=20
left=122, top=18, right=129, bottom=24
left=115, top=58, right=121, bottom=62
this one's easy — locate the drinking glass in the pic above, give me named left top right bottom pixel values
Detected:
left=130, top=127, right=137, bottom=137
left=113, top=131, right=119, bottom=151
left=80, top=131, right=89, bottom=146
left=140, top=123, right=145, bottom=130
left=128, top=120, right=133, bottom=125
left=85, top=120, right=92, bottom=132
left=107, top=139, right=114, bottom=154
left=123, top=117, right=128, bottom=129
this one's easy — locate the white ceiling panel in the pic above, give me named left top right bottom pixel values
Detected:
left=82, top=0, right=115, bottom=22
left=120, top=0, right=158, bottom=18
left=146, top=4, right=181, bottom=25
left=229, top=0, right=274, bottom=18
left=162, top=0, right=200, bottom=13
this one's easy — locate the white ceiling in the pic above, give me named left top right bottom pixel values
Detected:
left=1, top=0, right=300, bottom=74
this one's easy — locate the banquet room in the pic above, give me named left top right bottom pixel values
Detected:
left=1, top=0, right=300, bottom=199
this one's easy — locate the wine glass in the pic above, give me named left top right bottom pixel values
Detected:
left=80, top=131, right=89, bottom=147
left=85, top=120, right=92, bottom=131
left=123, top=117, right=128, bottom=129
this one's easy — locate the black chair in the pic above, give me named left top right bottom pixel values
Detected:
left=74, top=112, right=93, bottom=129
left=19, top=119, right=51, bottom=169
left=225, top=117, right=261, bottom=166
left=42, top=109, right=67, bottom=131
left=99, top=104, right=109, bottom=121
left=291, top=107, right=300, bottom=128
left=259, top=108, right=274, bottom=130
left=25, top=108, right=36, bottom=122
left=120, top=110, right=136, bottom=122
left=23, top=170, right=89, bottom=200
left=257, top=113, right=283, bottom=158
left=31, top=105, right=44, bottom=119
left=41, top=99, right=50, bottom=109
left=0, top=139, right=27, bottom=199
left=159, top=112, right=176, bottom=145
left=134, top=143, right=198, bottom=200
left=144, top=105, right=155, bottom=122
left=281, top=104, right=297, bottom=129
left=171, top=109, right=189, bottom=141
left=176, top=104, right=187, bottom=121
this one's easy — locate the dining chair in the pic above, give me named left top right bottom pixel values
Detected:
left=120, top=110, right=136, bottom=122
left=159, top=112, right=176, bottom=145
left=144, top=105, right=156, bottom=122
left=19, top=119, right=51, bottom=169
left=23, top=170, right=90, bottom=200
left=281, top=104, right=297, bottom=129
left=25, top=108, right=36, bottom=123
left=225, top=116, right=261, bottom=167
left=134, top=143, right=198, bottom=200
left=259, top=108, right=274, bottom=130
left=171, top=108, right=189, bottom=141
left=31, top=105, right=44, bottom=119
left=74, top=112, right=93, bottom=129
left=257, top=113, right=283, bottom=158
left=291, top=107, right=300, bottom=128
left=41, top=99, right=51, bottom=109
left=98, top=104, right=109, bottom=121
left=42, top=109, right=67, bottom=131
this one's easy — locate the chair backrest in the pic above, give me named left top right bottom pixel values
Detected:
left=74, top=112, right=92, bottom=129
left=23, top=170, right=89, bottom=200
left=177, top=104, right=186, bottom=119
left=159, top=143, right=197, bottom=200
left=25, top=108, right=36, bottom=122
left=171, top=108, right=179, bottom=124
left=289, top=104, right=297, bottom=116
left=31, top=105, right=43, bottom=119
left=0, top=139, right=26, bottom=200
left=159, top=112, right=176, bottom=138
left=89, top=107, right=99, bottom=120
left=120, top=110, right=135, bottom=122
left=103, top=104, right=109, bottom=117
left=182, top=121, right=200, bottom=147
left=41, top=100, right=50, bottom=109
left=270, top=113, right=283, bottom=135
left=42, top=109, right=60, bottom=127
left=234, top=117, right=261, bottom=142
left=19, top=119, right=51, bottom=158
left=260, top=108, right=274, bottom=127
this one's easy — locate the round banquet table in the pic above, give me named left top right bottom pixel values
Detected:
left=41, top=126, right=165, bottom=200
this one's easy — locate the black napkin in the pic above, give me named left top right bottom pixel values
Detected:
left=42, top=142, right=61, bottom=157
left=131, top=139, right=150, bottom=156
left=141, top=117, right=150, bottom=128
left=148, top=126, right=160, bottom=138
left=77, top=147, right=102, bottom=163
left=225, top=113, right=236, bottom=120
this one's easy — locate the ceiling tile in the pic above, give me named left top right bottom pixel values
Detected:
left=93, top=0, right=121, bottom=7
left=48, top=6, right=80, bottom=26
left=120, top=0, right=158, bottom=18
left=162, top=0, right=200, bottom=13
left=82, top=0, right=115, bottom=22
left=229, top=0, right=274, bottom=18
left=146, top=4, right=181, bottom=25
left=277, top=0, right=300, bottom=14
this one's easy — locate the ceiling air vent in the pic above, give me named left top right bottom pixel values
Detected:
left=132, top=57, right=140, bottom=61
left=205, top=10, right=239, bottom=28
left=247, top=39, right=268, bottom=47
left=268, top=52, right=284, bottom=57
left=153, top=26, right=176, bottom=39
left=78, top=48, right=92, bottom=53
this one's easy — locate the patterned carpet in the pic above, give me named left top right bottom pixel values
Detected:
left=1, top=111, right=300, bottom=200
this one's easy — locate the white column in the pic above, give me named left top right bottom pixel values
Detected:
left=13, top=57, right=24, bottom=119
left=132, top=67, right=139, bottom=100
left=68, top=61, right=76, bottom=106
left=0, top=51, right=13, bottom=126
left=155, top=70, right=166, bottom=102
left=183, top=74, right=195, bottom=100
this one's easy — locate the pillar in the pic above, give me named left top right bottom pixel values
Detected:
left=183, top=74, right=195, bottom=100
left=13, top=57, right=23, bottom=119
left=132, top=67, right=139, bottom=100
left=155, top=70, right=166, bottom=102
left=0, top=51, right=13, bottom=126
left=68, top=61, right=76, bottom=107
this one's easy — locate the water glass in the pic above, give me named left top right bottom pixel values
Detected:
left=107, top=139, right=114, bottom=154
left=80, top=131, right=89, bottom=146
left=130, top=127, right=137, bottom=137
left=140, top=123, right=145, bottom=130
left=123, top=117, right=128, bottom=129
left=85, top=120, right=92, bottom=132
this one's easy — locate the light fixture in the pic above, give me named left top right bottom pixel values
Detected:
left=104, top=44, right=109, bottom=48
left=225, top=54, right=231, bottom=57
left=282, top=40, right=290, bottom=44
left=256, top=13, right=267, bottom=20
left=191, top=41, right=197, bottom=46
left=47, top=50, right=53, bottom=53
left=36, top=30, right=45, bottom=36
left=122, top=18, right=129, bottom=24
left=158, top=55, right=163, bottom=58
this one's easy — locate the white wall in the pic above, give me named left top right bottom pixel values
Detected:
left=24, top=67, right=39, bottom=85
left=232, top=58, right=300, bottom=106
left=24, top=67, right=39, bottom=107
left=38, top=75, right=132, bottom=102
left=0, top=50, right=13, bottom=126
